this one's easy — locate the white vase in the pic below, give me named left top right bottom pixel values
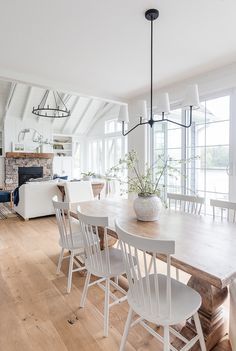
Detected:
left=83, top=176, right=93, bottom=181
left=133, top=195, right=162, bottom=221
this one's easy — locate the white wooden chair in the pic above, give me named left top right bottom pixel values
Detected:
left=77, top=209, right=128, bottom=337
left=167, top=193, right=205, bottom=280
left=52, top=196, right=86, bottom=293
left=167, top=193, right=204, bottom=280
left=115, top=221, right=206, bottom=351
left=167, top=193, right=204, bottom=215
left=64, top=181, right=94, bottom=203
left=210, top=199, right=236, bottom=222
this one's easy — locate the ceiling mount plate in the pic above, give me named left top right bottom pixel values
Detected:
left=145, top=9, right=159, bottom=21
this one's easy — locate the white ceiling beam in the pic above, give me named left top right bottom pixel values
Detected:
left=86, top=102, right=115, bottom=135
left=64, top=93, right=72, bottom=105
left=2, top=82, right=17, bottom=127
left=82, top=102, right=106, bottom=134
left=21, top=86, right=33, bottom=121
left=60, top=96, right=80, bottom=133
left=72, top=99, right=93, bottom=135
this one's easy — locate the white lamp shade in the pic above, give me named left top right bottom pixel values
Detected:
left=183, top=84, right=200, bottom=109
left=118, top=105, right=129, bottom=123
left=135, top=100, right=147, bottom=120
left=156, top=93, right=170, bottom=115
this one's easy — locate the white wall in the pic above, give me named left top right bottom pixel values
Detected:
left=133, top=62, right=236, bottom=108
left=4, top=116, right=52, bottom=153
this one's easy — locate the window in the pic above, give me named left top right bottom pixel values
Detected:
left=186, top=96, right=230, bottom=214
left=105, top=119, right=122, bottom=134
left=105, top=137, right=123, bottom=171
left=88, top=139, right=103, bottom=175
left=153, top=109, right=183, bottom=194
left=73, top=141, right=81, bottom=178
left=152, top=96, right=230, bottom=215
left=87, top=119, right=127, bottom=176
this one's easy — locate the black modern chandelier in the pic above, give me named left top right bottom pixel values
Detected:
left=118, top=9, right=200, bottom=136
left=32, top=90, right=70, bottom=118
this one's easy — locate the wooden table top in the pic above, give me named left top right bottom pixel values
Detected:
left=71, top=198, right=236, bottom=289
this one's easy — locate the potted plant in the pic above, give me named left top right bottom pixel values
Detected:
left=107, top=150, right=186, bottom=221
left=81, top=171, right=96, bottom=181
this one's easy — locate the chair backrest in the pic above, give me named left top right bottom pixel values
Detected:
left=52, top=196, right=78, bottom=249
left=167, top=193, right=204, bottom=215
left=77, top=209, right=110, bottom=276
left=115, top=220, right=175, bottom=320
left=210, top=199, right=236, bottom=222
left=65, top=181, right=94, bottom=203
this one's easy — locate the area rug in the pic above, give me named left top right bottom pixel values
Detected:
left=0, top=203, right=18, bottom=219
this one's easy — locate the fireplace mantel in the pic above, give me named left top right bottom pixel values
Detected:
left=6, top=152, right=54, bottom=159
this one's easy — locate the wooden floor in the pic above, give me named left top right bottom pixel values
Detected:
left=0, top=216, right=231, bottom=351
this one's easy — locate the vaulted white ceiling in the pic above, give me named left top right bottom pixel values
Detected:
left=0, top=1, right=236, bottom=101
left=0, top=82, right=118, bottom=135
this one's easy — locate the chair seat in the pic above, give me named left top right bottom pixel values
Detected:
left=86, top=248, right=127, bottom=278
left=0, top=191, right=11, bottom=203
left=59, top=233, right=84, bottom=250
left=128, top=274, right=201, bottom=326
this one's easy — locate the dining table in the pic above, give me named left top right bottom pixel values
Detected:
left=70, top=198, right=236, bottom=351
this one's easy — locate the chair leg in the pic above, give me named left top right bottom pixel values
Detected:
left=115, top=276, right=119, bottom=285
left=56, top=248, right=64, bottom=275
left=119, top=307, right=133, bottom=351
left=104, top=278, right=110, bottom=337
left=193, top=313, right=206, bottom=351
left=80, top=272, right=91, bottom=308
left=176, top=268, right=180, bottom=281
left=164, top=326, right=169, bottom=351
left=67, top=251, right=74, bottom=293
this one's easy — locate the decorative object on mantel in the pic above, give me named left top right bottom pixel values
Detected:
left=12, top=143, right=25, bottom=152
left=17, top=128, right=52, bottom=153
left=32, top=90, right=70, bottom=118
left=118, top=9, right=200, bottom=136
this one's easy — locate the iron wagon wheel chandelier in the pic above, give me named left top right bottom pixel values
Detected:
left=32, top=90, right=70, bottom=118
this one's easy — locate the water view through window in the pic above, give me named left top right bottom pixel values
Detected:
left=152, top=95, right=230, bottom=215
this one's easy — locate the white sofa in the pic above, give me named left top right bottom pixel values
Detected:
left=14, top=181, right=62, bottom=220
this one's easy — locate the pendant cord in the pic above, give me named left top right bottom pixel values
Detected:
left=150, top=17, right=153, bottom=123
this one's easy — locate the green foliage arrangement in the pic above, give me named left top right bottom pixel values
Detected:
left=81, top=171, right=96, bottom=177
left=106, top=150, right=195, bottom=198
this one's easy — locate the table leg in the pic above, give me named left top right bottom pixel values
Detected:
left=172, top=276, right=228, bottom=350
left=98, top=227, right=117, bottom=250
left=229, top=280, right=236, bottom=351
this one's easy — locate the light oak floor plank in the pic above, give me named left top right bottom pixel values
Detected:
left=0, top=216, right=230, bottom=351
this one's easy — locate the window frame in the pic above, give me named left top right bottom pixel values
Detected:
left=150, top=90, right=233, bottom=214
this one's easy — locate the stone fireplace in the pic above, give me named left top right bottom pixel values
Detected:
left=18, top=166, right=43, bottom=186
left=5, top=152, right=54, bottom=190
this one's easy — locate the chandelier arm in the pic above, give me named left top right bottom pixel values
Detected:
left=40, top=90, right=49, bottom=108
left=57, top=92, right=68, bottom=109
left=53, top=91, right=58, bottom=108
left=162, top=106, right=193, bottom=128
left=121, top=120, right=149, bottom=136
